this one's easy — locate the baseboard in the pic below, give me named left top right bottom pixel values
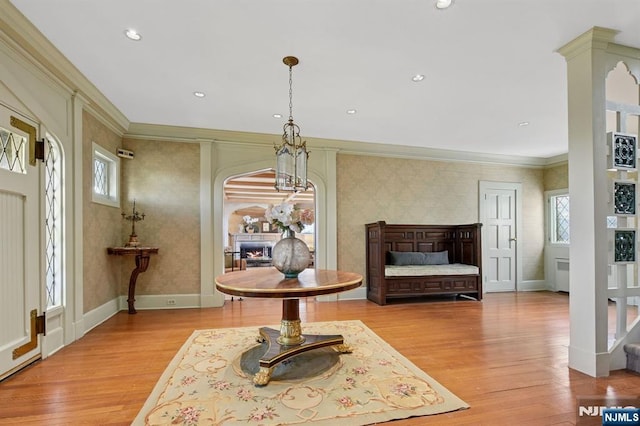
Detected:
left=568, top=345, right=611, bottom=377
left=72, top=317, right=85, bottom=344
left=338, top=285, right=367, bottom=300
left=202, top=292, right=225, bottom=308
left=484, top=280, right=548, bottom=293
left=85, top=289, right=366, bottom=330
left=83, top=298, right=120, bottom=334
left=42, top=327, right=64, bottom=359
left=83, top=295, right=205, bottom=335
left=118, top=294, right=202, bottom=311
left=518, top=280, right=547, bottom=292
left=316, top=285, right=366, bottom=302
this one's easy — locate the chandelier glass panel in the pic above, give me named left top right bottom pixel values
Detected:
left=275, top=56, right=309, bottom=192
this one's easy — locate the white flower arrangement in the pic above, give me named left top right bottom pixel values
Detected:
left=265, top=203, right=314, bottom=234
left=243, top=215, right=259, bottom=225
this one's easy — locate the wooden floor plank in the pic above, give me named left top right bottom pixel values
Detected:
left=0, top=291, right=639, bottom=425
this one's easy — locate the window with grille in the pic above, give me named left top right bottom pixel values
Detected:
left=94, top=157, right=108, bottom=195
left=550, top=194, right=570, bottom=244
left=0, top=125, right=27, bottom=174
left=45, top=136, right=62, bottom=308
left=91, top=142, right=120, bottom=207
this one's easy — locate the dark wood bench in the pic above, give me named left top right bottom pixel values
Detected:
left=365, top=221, right=483, bottom=305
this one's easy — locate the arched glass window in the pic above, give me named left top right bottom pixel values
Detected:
left=44, top=135, right=63, bottom=308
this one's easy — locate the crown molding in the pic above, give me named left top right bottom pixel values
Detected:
left=2, top=1, right=569, bottom=169
left=0, top=2, right=129, bottom=135
left=544, top=154, right=568, bottom=167
left=126, top=122, right=564, bottom=168
left=556, top=26, right=619, bottom=60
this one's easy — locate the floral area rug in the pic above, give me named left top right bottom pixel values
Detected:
left=133, top=320, right=468, bottom=425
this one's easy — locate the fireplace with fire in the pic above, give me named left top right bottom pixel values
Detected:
left=239, top=242, right=273, bottom=267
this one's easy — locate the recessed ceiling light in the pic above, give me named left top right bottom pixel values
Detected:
left=518, top=121, right=530, bottom=127
left=273, top=113, right=283, bottom=119
left=124, top=29, right=142, bottom=41
left=435, top=0, right=453, bottom=9
left=412, top=74, right=425, bottom=82
left=193, top=91, right=206, bottom=98
left=346, top=109, right=357, bottom=115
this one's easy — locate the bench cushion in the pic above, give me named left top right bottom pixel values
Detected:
left=385, top=263, right=479, bottom=277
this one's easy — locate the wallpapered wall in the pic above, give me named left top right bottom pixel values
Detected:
left=544, top=163, right=569, bottom=191
left=83, top=115, right=568, bottom=308
left=336, top=154, right=550, bottom=282
left=121, top=138, right=201, bottom=296
left=83, top=116, right=202, bottom=311
left=83, top=111, right=123, bottom=313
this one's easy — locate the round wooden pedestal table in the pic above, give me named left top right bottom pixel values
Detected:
left=215, top=267, right=362, bottom=385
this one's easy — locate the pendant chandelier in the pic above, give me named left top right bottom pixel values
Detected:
left=274, top=56, right=310, bottom=192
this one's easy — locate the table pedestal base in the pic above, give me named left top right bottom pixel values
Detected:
left=126, top=253, right=152, bottom=314
left=107, top=247, right=159, bottom=314
left=253, top=327, right=352, bottom=386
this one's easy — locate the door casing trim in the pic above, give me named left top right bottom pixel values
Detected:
left=479, top=180, right=523, bottom=292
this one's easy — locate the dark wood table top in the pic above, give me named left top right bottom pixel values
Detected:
left=215, top=268, right=362, bottom=299
left=107, top=247, right=159, bottom=255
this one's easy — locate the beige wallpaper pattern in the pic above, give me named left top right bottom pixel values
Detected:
left=121, top=138, right=201, bottom=295
left=83, top=111, right=123, bottom=313
left=544, top=163, right=569, bottom=191
left=336, top=154, right=546, bottom=282
left=84, top=122, right=567, bottom=309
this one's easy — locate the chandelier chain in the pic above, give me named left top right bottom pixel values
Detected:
left=288, top=65, right=293, bottom=122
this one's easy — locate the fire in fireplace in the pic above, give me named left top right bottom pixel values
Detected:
left=239, top=242, right=272, bottom=261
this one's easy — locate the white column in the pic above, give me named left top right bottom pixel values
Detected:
left=71, top=92, right=86, bottom=341
left=200, top=140, right=224, bottom=307
left=558, top=27, right=618, bottom=377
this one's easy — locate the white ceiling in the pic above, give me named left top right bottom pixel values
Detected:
left=8, top=0, right=640, bottom=160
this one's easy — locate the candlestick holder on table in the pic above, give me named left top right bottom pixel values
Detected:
left=122, top=200, right=146, bottom=247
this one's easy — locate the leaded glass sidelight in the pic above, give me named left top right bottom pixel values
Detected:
left=45, top=136, right=63, bottom=308
left=614, top=230, right=636, bottom=263
left=614, top=181, right=636, bottom=215
left=0, top=126, right=27, bottom=174
left=609, top=132, right=637, bottom=170
left=550, top=194, right=570, bottom=244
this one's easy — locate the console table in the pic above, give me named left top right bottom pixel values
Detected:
left=107, top=246, right=159, bottom=314
left=215, top=267, right=362, bottom=385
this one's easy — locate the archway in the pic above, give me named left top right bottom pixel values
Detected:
left=222, top=169, right=316, bottom=274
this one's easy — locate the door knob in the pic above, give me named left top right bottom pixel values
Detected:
left=509, top=238, right=517, bottom=242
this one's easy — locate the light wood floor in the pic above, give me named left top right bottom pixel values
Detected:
left=1, top=291, right=639, bottom=425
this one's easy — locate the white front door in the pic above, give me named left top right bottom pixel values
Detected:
left=0, top=107, right=42, bottom=380
left=480, top=181, right=521, bottom=292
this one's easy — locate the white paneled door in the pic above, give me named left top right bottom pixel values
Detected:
left=0, top=106, right=42, bottom=380
left=480, top=182, right=521, bottom=292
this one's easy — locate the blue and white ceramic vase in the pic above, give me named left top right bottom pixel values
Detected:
left=271, top=229, right=310, bottom=278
